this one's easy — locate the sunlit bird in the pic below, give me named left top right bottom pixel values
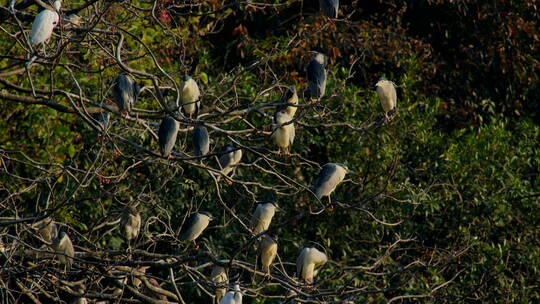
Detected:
left=179, top=212, right=213, bottom=247
left=193, top=125, right=210, bottom=157
left=51, top=226, right=75, bottom=272
left=112, top=74, right=141, bottom=116
left=319, top=0, right=339, bottom=18
left=211, top=265, right=228, bottom=304
left=250, top=201, right=278, bottom=235
left=307, top=52, right=327, bottom=100
left=272, top=109, right=295, bottom=156
left=313, top=163, right=350, bottom=205
left=259, top=235, right=278, bottom=275
left=120, top=205, right=141, bottom=249
left=158, top=116, right=179, bottom=158
left=375, top=77, right=397, bottom=122
left=180, top=75, right=201, bottom=118
left=296, top=246, right=328, bottom=284
left=33, top=218, right=56, bottom=244
left=218, top=144, right=243, bottom=183
left=277, top=86, right=299, bottom=118
left=220, top=284, right=242, bottom=304
left=31, top=0, right=61, bottom=46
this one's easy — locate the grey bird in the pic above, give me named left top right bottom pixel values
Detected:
left=375, top=77, right=397, bottom=122
left=319, top=0, right=339, bottom=18
left=91, top=112, right=110, bottom=133
left=193, top=125, right=210, bottom=157
left=277, top=86, right=299, bottom=118
left=158, top=116, right=179, bottom=158
left=112, top=74, right=141, bottom=116
left=272, top=110, right=295, bottom=156
left=120, top=205, right=141, bottom=247
left=180, top=75, right=201, bottom=118
left=33, top=218, right=56, bottom=244
left=220, top=284, right=242, bottom=304
left=313, top=163, right=349, bottom=205
left=218, top=144, right=243, bottom=184
left=296, top=246, right=328, bottom=284
left=250, top=201, right=278, bottom=235
left=210, top=265, right=228, bottom=304
left=51, top=226, right=75, bottom=272
left=259, top=235, right=278, bottom=275
left=307, top=52, right=327, bottom=100
left=179, top=212, right=213, bottom=246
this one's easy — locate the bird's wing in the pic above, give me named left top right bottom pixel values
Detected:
left=179, top=214, right=198, bottom=240
left=193, top=126, right=209, bottom=156
left=289, top=124, right=295, bottom=147
left=158, top=118, right=179, bottom=154
left=307, top=61, right=325, bottom=85
left=296, top=248, right=306, bottom=277
left=314, top=164, right=338, bottom=190
left=250, top=205, right=262, bottom=229
left=31, top=10, right=58, bottom=44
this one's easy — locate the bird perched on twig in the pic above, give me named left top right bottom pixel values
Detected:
left=51, top=225, right=75, bottom=272
left=271, top=110, right=295, bottom=156
left=180, top=75, right=201, bottom=118
left=258, top=235, right=278, bottom=275
left=33, top=218, right=56, bottom=244
left=112, top=74, right=141, bottom=116
left=218, top=144, right=243, bottom=184
left=375, top=77, right=397, bottom=122
left=307, top=52, right=328, bottom=101
left=220, top=283, right=242, bottom=304
left=211, top=265, right=228, bottom=304
left=319, top=0, right=339, bottom=19
left=158, top=116, right=179, bottom=158
left=193, top=125, right=210, bottom=158
left=31, top=0, right=62, bottom=46
left=120, top=205, right=141, bottom=250
left=179, top=212, right=213, bottom=248
left=296, top=246, right=328, bottom=285
left=250, top=201, right=278, bottom=235
left=313, top=163, right=350, bottom=205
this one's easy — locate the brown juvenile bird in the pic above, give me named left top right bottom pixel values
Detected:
left=120, top=205, right=141, bottom=249
left=258, top=235, right=278, bottom=275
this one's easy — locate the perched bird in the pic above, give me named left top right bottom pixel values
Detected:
left=120, top=205, right=141, bottom=246
left=218, top=144, right=243, bottom=182
left=313, top=163, right=349, bottom=205
left=375, top=77, right=397, bottom=121
left=307, top=52, right=327, bottom=100
left=277, top=86, right=299, bottom=118
left=51, top=226, right=75, bottom=272
left=296, top=246, right=328, bottom=284
left=158, top=116, right=179, bottom=158
left=91, top=111, right=110, bottom=133
left=193, top=125, right=210, bottom=157
left=220, top=284, right=242, bottom=304
left=259, top=235, right=278, bottom=275
left=112, top=74, right=141, bottom=115
left=33, top=218, right=56, bottom=244
left=250, top=201, right=278, bottom=235
left=31, top=0, right=61, bottom=45
left=179, top=212, right=213, bottom=245
left=319, top=0, right=339, bottom=18
left=271, top=110, right=295, bottom=156
left=180, top=75, right=201, bottom=118
left=210, top=265, right=228, bottom=304
left=64, top=13, right=83, bottom=27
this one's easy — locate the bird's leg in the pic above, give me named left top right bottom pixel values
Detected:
left=192, top=240, right=199, bottom=250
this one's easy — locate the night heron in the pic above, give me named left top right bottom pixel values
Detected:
left=158, top=116, right=179, bottom=158
left=218, top=144, right=243, bottom=184
left=250, top=201, right=278, bottom=235
left=375, top=77, right=397, bottom=122
left=259, top=235, right=278, bottom=275
left=112, top=74, right=141, bottom=116
left=51, top=226, right=75, bottom=272
left=307, top=52, right=327, bottom=100
left=272, top=110, right=295, bottom=156
left=33, top=218, right=56, bottom=244
left=30, top=0, right=61, bottom=45
left=220, top=284, right=242, bottom=304
left=180, top=75, right=201, bottom=118
left=313, top=163, right=349, bottom=205
left=319, top=0, right=339, bottom=18
left=277, top=86, right=299, bottom=118
left=193, top=125, right=210, bottom=157
left=120, top=205, right=141, bottom=249
left=296, top=246, right=328, bottom=284
left=179, top=212, right=213, bottom=247
left=211, top=265, right=228, bottom=304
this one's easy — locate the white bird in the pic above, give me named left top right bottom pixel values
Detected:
left=31, top=0, right=61, bottom=46
left=220, top=284, right=242, bottom=304
left=258, top=235, right=278, bottom=274
left=296, top=246, right=328, bottom=284
left=250, top=201, right=278, bottom=235
left=313, top=163, right=349, bottom=205
left=210, top=265, right=228, bottom=303
left=272, top=110, right=295, bottom=156
left=180, top=75, right=201, bottom=118
left=375, top=77, right=397, bottom=121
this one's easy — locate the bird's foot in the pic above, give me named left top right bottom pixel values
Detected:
left=226, top=180, right=233, bottom=185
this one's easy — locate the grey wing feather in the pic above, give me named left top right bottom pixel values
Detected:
left=179, top=214, right=198, bottom=240
left=320, top=0, right=339, bottom=18
left=193, top=126, right=210, bottom=156
left=314, top=164, right=338, bottom=197
left=158, top=117, right=178, bottom=157
left=307, top=61, right=326, bottom=98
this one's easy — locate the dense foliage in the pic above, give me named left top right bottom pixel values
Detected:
left=0, top=0, right=538, bottom=303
